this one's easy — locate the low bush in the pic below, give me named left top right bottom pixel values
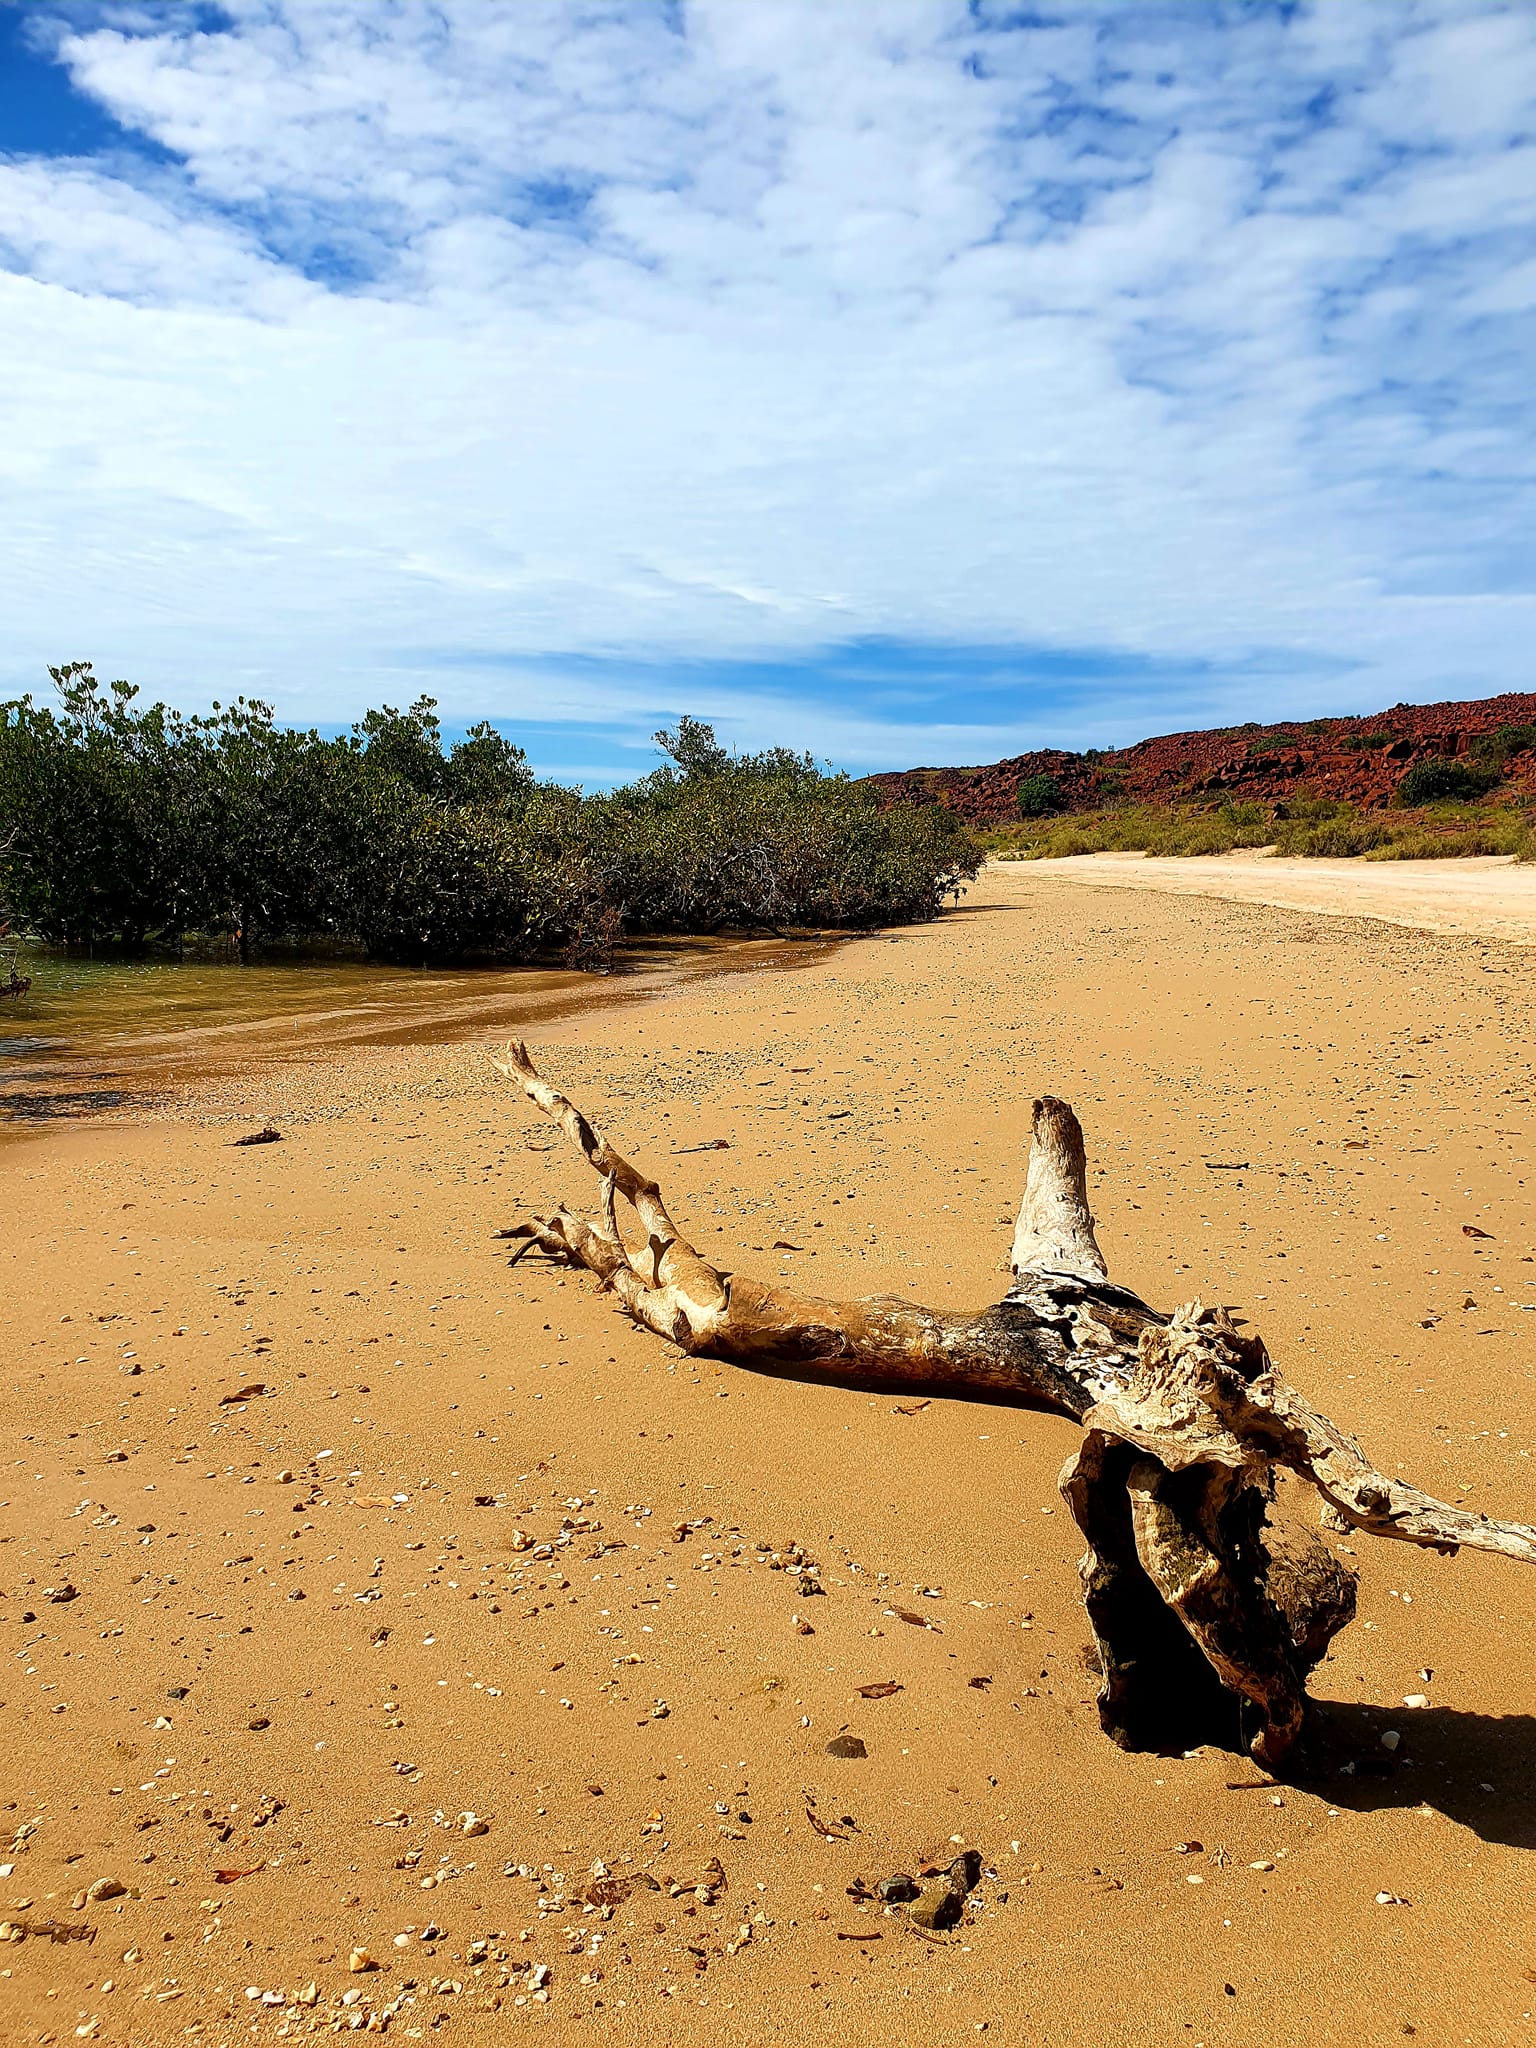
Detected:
left=1394, top=757, right=1502, bottom=805
left=1271, top=814, right=1395, bottom=857
left=1015, top=772, right=1064, bottom=818
left=986, top=795, right=1533, bottom=864
left=1363, top=815, right=1532, bottom=860
left=1472, top=724, right=1536, bottom=767
left=987, top=801, right=1275, bottom=861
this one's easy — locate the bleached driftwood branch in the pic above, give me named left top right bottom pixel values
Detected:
left=491, top=1041, right=1536, bottom=1770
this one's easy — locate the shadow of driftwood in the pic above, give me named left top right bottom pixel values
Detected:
left=1297, top=1699, right=1536, bottom=1849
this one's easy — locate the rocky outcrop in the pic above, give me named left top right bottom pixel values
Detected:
left=869, top=693, right=1536, bottom=825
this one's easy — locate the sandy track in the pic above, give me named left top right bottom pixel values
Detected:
left=4, top=872, right=1536, bottom=2045
left=1003, top=849, right=1536, bottom=943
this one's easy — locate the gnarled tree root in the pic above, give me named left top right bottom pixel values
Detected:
left=491, top=1040, right=1536, bottom=1770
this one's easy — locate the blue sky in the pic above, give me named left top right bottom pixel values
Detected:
left=2, top=2, right=1534, bottom=782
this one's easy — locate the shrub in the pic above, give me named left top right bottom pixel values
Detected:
left=0, top=680, right=978, bottom=962
left=1016, top=772, right=1064, bottom=818
left=986, top=801, right=1275, bottom=861
left=984, top=791, right=1533, bottom=864
left=1272, top=814, right=1395, bottom=857
left=1472, top=724, right=1536, bottom=767
left=1340, top=730, right=1395, bottom=751
left=1394, top=757, right=1501, bottom=806
left=1363, top=815, right=1532, bottom=860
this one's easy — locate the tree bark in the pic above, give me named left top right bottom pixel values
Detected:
left=491, top=1041, right=1536, bottom=1771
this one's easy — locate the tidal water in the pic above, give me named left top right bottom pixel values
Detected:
left=0, top=935, right=833, bottom=1121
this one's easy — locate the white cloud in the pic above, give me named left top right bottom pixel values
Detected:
left=0, top=0, right=1533, bottom=771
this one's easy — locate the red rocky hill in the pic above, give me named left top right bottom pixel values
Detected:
left=868, top=692, right=1536, bottom=826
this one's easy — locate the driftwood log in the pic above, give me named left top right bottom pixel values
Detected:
left=492, top=1042, right=1536, bottom=1771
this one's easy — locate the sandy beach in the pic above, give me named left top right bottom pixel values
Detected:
left=6, top=862, right=1536, bottom=2047
left=1009, top=849, right=1536, bottom=945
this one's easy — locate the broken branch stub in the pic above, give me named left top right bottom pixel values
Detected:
left=491, top=1041, right=1536, bottom=1769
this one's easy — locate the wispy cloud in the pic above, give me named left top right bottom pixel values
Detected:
left=1, top=1, right=1533, bottom=774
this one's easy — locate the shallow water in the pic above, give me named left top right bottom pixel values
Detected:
left=0, top=935, right=835, bottom=1120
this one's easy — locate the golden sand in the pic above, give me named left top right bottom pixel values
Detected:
left=4, top=863, right=1535, bottom=2045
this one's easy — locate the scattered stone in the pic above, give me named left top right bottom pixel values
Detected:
left=85, top=1878, right=126, bottom=1903
left=248, top=1717, right=271, bottom=1732
left=220, top=1384, right=268, bottom=1406
left=854, top=1681, right=901, bottom=1700
left=908, top=1880, right=962, bottom=1931
left=45, top=1584, right=79, bottom=1604
left=459, top=1812, right=489, bottom=1837
left=230, top=1127, right=283, bottom=1146
left=349, top=1947, right=378, bottom=1973
left=166, top=1686, right=188, bottom=1700
left=578, top=1873, right=660, bottom=1909
left=6, top=1918, right=93, bottom=1944
left=826, top=1734, right=868, bottom=1759
left=876, top=1874, right=920, bottom=1904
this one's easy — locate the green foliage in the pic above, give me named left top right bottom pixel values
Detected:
left=987, top=801, right=1276, bottom=860
left=1364, top=815, right=1532, bottom=859
left=1472, top=724, right=1536, bottom=767
left=1272, top=813, right=1396, bottom=856
left=1244, top=733, right=1291, bottom=756
left=1015, top=772, right=1064, bottom=818
left=1339, top=730, right=1396, bottom=751
left=985, top=792, right=1533, bottom=864
left=652, top=714, right=730, bottom=779
left=1393, top=757, right=1501, bottom=806
left=0, top=679, right=976, bottom=963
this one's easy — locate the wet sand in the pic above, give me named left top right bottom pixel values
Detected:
left=1008, top=848, right=1536, bottom=944
left=0, top=936, right=836, bottom=1126
left=5, top=868, right=1536, bottom=2046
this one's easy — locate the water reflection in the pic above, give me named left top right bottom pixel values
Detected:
left=0, top=935, right=836, bottom=1120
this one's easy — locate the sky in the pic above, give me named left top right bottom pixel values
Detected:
left=1, top=1, right=1534, bottom=783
